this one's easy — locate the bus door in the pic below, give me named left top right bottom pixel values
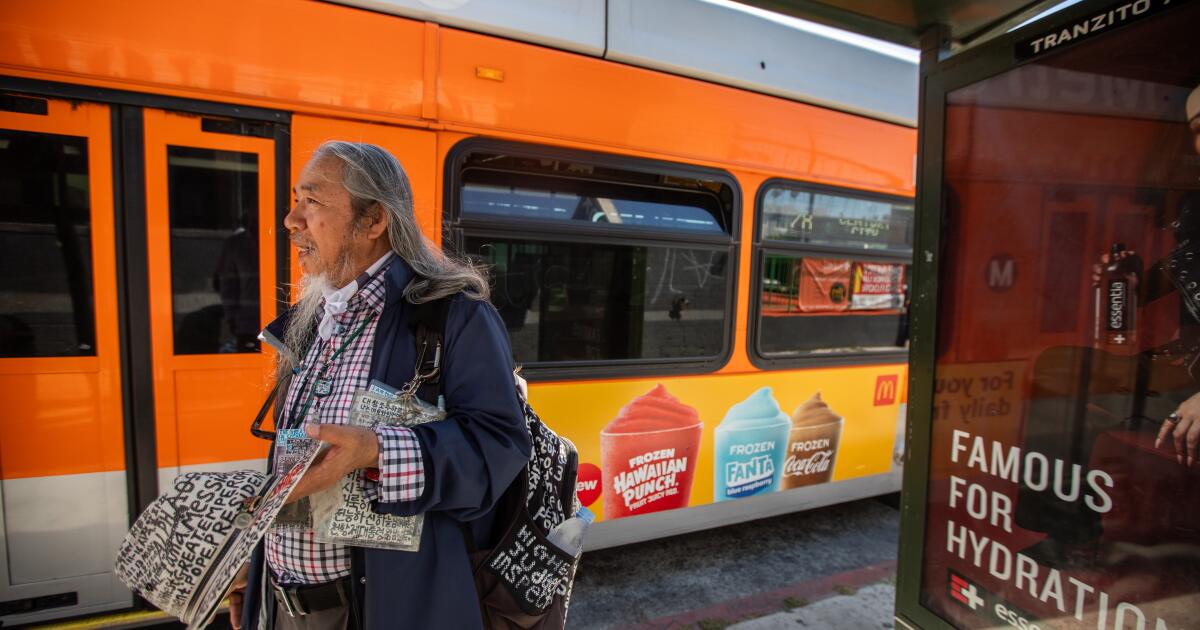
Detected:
left=140, top=108, right=280, bottom=487
left=0, top=97, right=128, bottom=620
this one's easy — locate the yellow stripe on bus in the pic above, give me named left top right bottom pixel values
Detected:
left=31, top=604, right=227, bottom=629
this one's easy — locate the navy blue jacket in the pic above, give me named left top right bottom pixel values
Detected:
left=243, top=258, right=530, bottom=630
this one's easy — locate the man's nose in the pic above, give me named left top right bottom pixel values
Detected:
left=284, top=203, right=304, bottom=232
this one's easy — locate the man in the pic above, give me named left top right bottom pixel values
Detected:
left=231, top=141, right=530, bottom=630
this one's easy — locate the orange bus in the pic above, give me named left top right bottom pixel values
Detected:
left=0, top=0, right=916, bottom=623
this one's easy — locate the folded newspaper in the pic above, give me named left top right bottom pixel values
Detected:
left=115, top=439, right=322, bottom=629
left=309, top=387, right=444, bottom=551
left=271, top=427, right=318, bottom=530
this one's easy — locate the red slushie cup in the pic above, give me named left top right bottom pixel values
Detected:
left=600, top=384, right=703, bottom=519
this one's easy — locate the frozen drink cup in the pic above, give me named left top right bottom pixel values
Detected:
left=781, top=392, right=843, bottom=489
left=714, top=387, right=791, bottom=501
left=600, top=384, right=702, bottom=519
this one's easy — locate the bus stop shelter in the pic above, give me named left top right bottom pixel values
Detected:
left=735, top=0, right=1200, bottom=628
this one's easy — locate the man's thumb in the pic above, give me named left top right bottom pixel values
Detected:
left=305, top=422, right=349, bottom=443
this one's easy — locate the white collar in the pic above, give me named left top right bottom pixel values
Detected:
left=317, top=252, right=394, bottom=341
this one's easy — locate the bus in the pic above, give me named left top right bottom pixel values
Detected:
left=0, top=0, right=916, bottom=624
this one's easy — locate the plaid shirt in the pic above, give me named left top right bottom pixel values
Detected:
left=265, top=258, right=426, bottom=585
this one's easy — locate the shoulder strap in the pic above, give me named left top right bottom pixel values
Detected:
left=409, top=298, right=450, bottom=406
left=410, top=297, right=484, bottom=557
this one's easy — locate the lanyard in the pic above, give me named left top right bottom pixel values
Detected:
left=284, top=313, right=376, bottom=430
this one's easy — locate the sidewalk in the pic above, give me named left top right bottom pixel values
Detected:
left=620, top=561, right=897, bottom=629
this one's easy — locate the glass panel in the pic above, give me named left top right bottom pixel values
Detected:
left=459, top=154, right=731, bottom=235
left=921, top=4, right=1200, bottom=629
left=167, top=146, right=260, bottom=354
left=461, top=182, right=723, bottom=232
left=466, top=237, right=728, bottom=362
left=761, top=185, right=913, bottom=251
left=0, top=129, right=95, bottom=358
left=757, top=253, right=908, bottom=356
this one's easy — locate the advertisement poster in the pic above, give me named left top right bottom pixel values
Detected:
left=851, top=262, right=905, bottom=310
left=921, top=357, right=1200, bottom=629
left=917, top=3, right=1200, bottom=625
left=529, top=365, right=907, bottom=522
left=797, top=258, right=852, bottom=312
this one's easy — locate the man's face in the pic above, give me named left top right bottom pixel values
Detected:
left=286, top=157, right=357, bottom=283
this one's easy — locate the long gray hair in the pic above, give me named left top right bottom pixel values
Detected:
left=313, top=140, right=490, bottom=304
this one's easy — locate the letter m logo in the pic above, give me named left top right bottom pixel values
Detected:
left=986, top=254, right=1016, bottom=292
left=873, top=375, right=898, bottom=406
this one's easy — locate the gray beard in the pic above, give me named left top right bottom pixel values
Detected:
left=278, top=273, right=333, bottom=378
left=277, top=231, right=369, bottom=378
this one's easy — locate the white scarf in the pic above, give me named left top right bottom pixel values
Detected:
left=317, top=252, right=394, bottom=341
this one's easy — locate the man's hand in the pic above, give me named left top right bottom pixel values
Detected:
left=228, top=563, right=249, bottom=630
left=285, top=424, right=380, bottom=504
left=1157, top=391, right=1200, bottom=466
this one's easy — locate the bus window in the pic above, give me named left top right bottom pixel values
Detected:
left=464, top=237, right=728, bottom=362
left=166, top=146, right=261, bottom=354
left=0, top=129, right=95, bottom=357
left=754, top=183, right=912, bottom=361
left=761, top=186, right=913, bottom=250
left=461, top=179, right=725, bottom=234
left=451, top=144, right=737, bottom=372
left=458, top=153, right=731, bottom=235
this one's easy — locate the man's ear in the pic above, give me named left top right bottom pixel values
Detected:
left=363, top=202, right=389, bottom=241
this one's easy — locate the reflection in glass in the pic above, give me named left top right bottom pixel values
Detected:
left=459, top=153, right=731, bottom=235
left=167, top=146, right=260, bottom=354
left=462, top=182, right=724, bottom=233
left=921, top=4, right=1200, bottom=628
left=758, top=253, right=908, bottom=355
left=466, top=237, right=728, bottom=363
left=761, top=186, right=913, bottom=250
left=0, top=129, right=95, bottom=357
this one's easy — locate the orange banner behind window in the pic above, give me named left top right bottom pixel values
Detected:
left=797, top=258, right=852, bottom=312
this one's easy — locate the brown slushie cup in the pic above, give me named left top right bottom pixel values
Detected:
left=600, top=384, right=702, bottom=519
left=781, top=392, right=843, bottom=489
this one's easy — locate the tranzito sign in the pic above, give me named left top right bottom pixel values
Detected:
left=1014, top=0, right=1190, bottom=60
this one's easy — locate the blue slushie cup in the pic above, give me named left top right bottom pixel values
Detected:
left=713, top=387, right=791, bottom=501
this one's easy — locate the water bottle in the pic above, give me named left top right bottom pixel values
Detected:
left=545, top=507, right=594, bottom=558
left=1093, top=242, right=1139, bottom=355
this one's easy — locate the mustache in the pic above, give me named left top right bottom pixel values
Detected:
left=290, top=233, right=315, bottom=248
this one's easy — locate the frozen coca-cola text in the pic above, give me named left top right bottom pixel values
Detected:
left=784, top=450, right=833, bottom=476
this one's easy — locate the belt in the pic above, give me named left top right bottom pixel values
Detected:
left=271, top=575, right=351, bottom=617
